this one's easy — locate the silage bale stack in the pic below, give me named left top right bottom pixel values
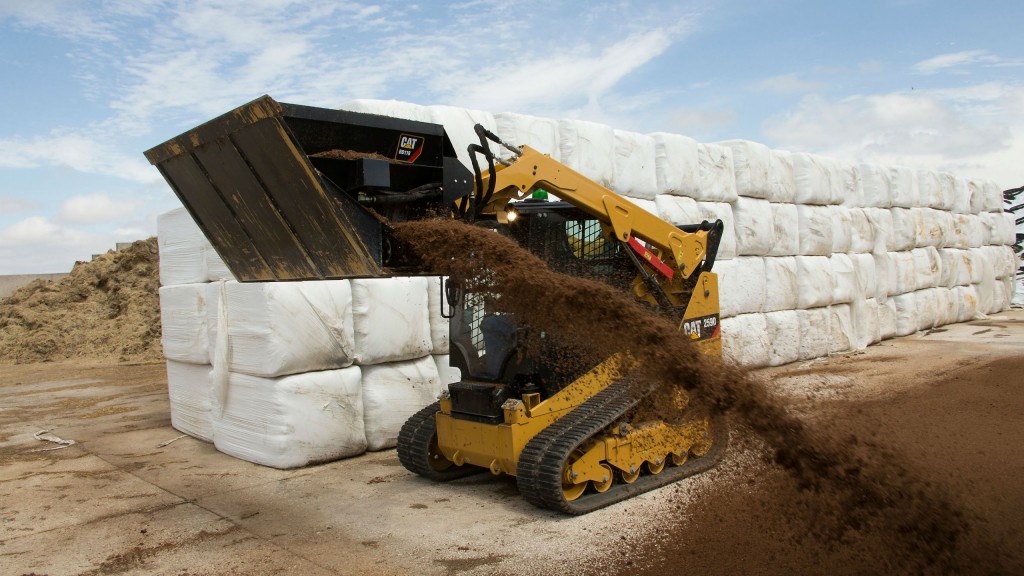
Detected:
left=156, top=207, right=457, bottom=468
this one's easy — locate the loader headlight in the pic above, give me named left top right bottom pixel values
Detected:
left=505, top=207, right=519, bottom=223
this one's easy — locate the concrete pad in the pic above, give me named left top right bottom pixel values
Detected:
left=0, top=501, right=337, bottom=576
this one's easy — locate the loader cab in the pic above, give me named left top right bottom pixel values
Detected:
left=444, top=200, right=635, bottom=423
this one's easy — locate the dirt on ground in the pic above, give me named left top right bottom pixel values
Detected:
left=0, top=239, right=163, bottom=365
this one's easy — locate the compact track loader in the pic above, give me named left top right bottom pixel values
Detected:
left=146, top=95, right=726, bottom=514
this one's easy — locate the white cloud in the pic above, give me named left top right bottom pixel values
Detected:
left=0, top=132, right=159, bottom=183
left=58, top=193, right=140, bottom=225
left=911, top=50, right=1023, bottom=75
left=437, top=29, right=678, bottom=113
left=761, top=83, right=1023, bottom=188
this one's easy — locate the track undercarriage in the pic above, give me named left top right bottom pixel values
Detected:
left=397, top=356, right=728, bottom=514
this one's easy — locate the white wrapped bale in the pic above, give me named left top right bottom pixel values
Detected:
left=831, top=206, right=853, bottom=254
left=947, top=214, right=970, bottom=249
left=913, top=208, right=944, bottom=248
left=494, top=112, right=560, bottom=160
left=715, top=257, right=767, bottom=317
left=797, top=307, right=830, bottom=360
left=849, top=208, right=876, bottom=254
left=982, top=180, right=1004, bottom=213
left=764, top=310, right=801, bottom=366
left=933, top=210, right=956, bottom=249
left=655, top=195, right=702, bottom=226
left=917, top=170, right=942, bottom=210
left=890, top=208, right=916, bottom=252
left=213, top=366, right=366, bottom=468
left=767, top=149, right=797, bottom=203
left=889, top=166, right=919, bottom=208
left=768, top=203, right=799, bottom=257
left=157, top=207, right=208, bottom=286
left=872, top=251, right=893, bottom=300
left=429, top=105, right=498, bottom=171
left=851, top=297, right=880, bottom=349
left=427, top=277, right=450, bottom=354
left=763, top=256, right=799, bottom=312
left=892, top=292, right=918, bottom=336
left=352, top=277, right=431, bottom=366
left=612, top=130, right=658, bottom=200
left=828, top=304, right=855, bottom=354
left=221, top=280, right=355, bottom=378
left=629, top=198, right=660, bottom=218
left=989, top=245, right=1017, bottom=279
left=206, top=248, right=235, bottom=282
left=159, top=284, right=210, bottom=365
left=911, top=247, right=942, bottom=291
left=559, top=118, right=616, bottom=188
left=914, top=288, right=939, bottom=331
left=796, top=256, right=834, bottom=309
left=793, top=153, right=833, bottom=205
left=651, top=132, right=700, bottom=198
left=830, top=253, right=858, bottom=304
left=998, top=212, right=1017, bottom=245
left=935, top=172, right=957, bottom=211
left=859, top=163, right=892, bottom=208
left=951, top=176, right=971, bottom=214
left=965, top=249, right=985, bottom=284
left=891, top=251, right=917, bottom=295
left=839, top=161, right=864, bottom=207
left=721, top=313, right=770, bottom=368
left=851, top=253, right=877, bottom=301
left=980, top=212, right=1006, bottom=246
left=967, top=179, right=985, bottom=214
left=732, top=197, right=775, bottom=256
left=697, top=143, right=738, bottom=202
left=971, top=247, right=996, bottom=310
left=166, top=360, right=213, bottom=442
left=339, top=99, right=433, bottom=122
left=878, top=299, right=898, bottom=340
left=362, top=357, right=441, bottom=451
left=934, top=288, right=959, bottom=327
left=954, top=285, right=980, bottom=322
left=797, top=205, right=834, bottom=256
left=939, top=249, right=968, bottom=287
left=432, top=355, right=461, bottom=392
left=865, top=207, right=895, bottom=253
left=717, top=140, right=771, bottom=199
left=952, top=214, right=984, bottom=248
left=697, top=202, right=738, bottom=260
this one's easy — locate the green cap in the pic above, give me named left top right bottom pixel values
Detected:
left=532, top=189, right=549, bottom=200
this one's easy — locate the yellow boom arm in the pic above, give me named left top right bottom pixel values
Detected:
left=474, top=146, right=711, bottom=281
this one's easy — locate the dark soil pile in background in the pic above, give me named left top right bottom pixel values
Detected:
left=395, top=219, right=1002, bottom=574
left=0, top=239, right=163, bottom=365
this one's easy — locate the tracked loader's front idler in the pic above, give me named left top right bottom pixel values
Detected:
left=396, top=402, right=481, bottom=481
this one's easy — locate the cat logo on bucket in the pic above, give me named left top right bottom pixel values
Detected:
left=395, top=134, right=425, bottom=163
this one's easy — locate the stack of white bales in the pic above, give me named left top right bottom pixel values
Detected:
left=157, top=207, right=458, bottom=468
left=339, top=101, right=1015, bottom=369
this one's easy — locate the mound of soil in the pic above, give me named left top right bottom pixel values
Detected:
left=0, top=239, right=163, bottom=365
left=394, top=219, right=985, bottom=574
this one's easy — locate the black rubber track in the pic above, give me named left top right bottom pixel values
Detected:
left=516, top=381, right=729, bottom=515
left=396, top=402, right=481, bottom=481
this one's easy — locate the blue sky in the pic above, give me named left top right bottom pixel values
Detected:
left=1, top=0, right=1021, bottom=274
